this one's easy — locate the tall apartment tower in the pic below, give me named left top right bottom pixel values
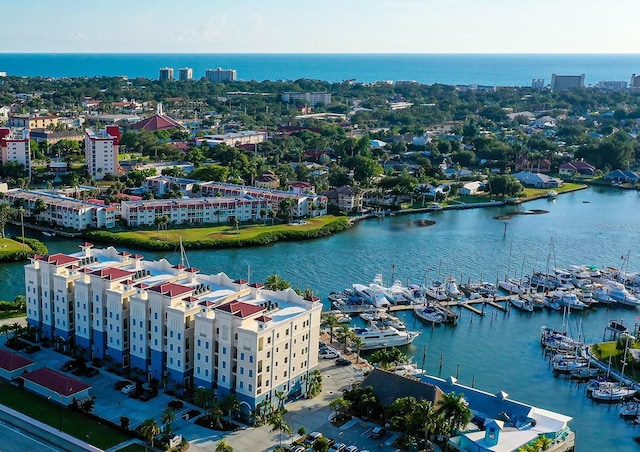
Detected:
left=531, top=78, right=545, bottom=89
left=159, top=67, right=174, bottom=81
left=0, top=127, right=30, bottom=172
left=84, top=125, right=120, bottom=181
left=205, top=67, right=237, bottom=82
left=178, top=68, right=193, bottom=81
left=630, top=74, right=640, bottom=90
left=550, top=74, right=585, bottom=90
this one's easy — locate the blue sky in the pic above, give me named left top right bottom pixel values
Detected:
left=3, top=0, right=639, bottom=53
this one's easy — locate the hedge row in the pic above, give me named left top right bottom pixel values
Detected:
left=84, top=219, right=351, bottom=251
left=0, top=237, right=48, bottom=261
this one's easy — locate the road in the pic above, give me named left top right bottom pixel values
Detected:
left=0, top=420, right=60, bottom=452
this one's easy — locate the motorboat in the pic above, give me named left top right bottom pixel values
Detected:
left=546, top=190, right=558, bottom=199
left=352, top=325, right=420, bottom=350
left=426, top=202, right=443, bottom=211
left=413, top=305, right=444, bottom=324
left=592, top=286, right=616, bottom=306
left=360, top=311, right=385, bottom=322
left=553, top=357, right=589, bottom=373
left=549, top=291, right=586, bottom=310
left=42, top=231, right=56, bottom=237
left=540, top=326, right=582, bottom=351
left=509, top=296, right=534, bottom=312
left=608, top=319, right=629, bottom=336
left=336, top=314, right=352, bottom=324
left=384, top=280, right=415, bottom=305
left=444, top=277, right=462, bottom=299
left=424, top=281, right=449, bottom=301
left=604, top=281, right=640, bottom=307
left=353, top=283, right=391, bottom=309
left=619, top=401, right=640, bottom=418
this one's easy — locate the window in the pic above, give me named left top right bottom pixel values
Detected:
left=240, top=352, right=245, bottom=361
left=249, top=370, right=253, bottom=377
left=249, top=356, right=254, bottom=363
left=222, top=346, right=227, bottom=355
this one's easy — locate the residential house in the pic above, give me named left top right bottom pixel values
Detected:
left=460, top=181, right=484, bottom=196
left=604, top=169, right=640, bottom=184
left=512, top=172, right=563, bottom=189
left=515, top=157, right=552, bottom=173
left=559, top=161, right=596, bottom=177
left=254, top=171, right=280, bottom=189
left=321, top=186, right=363, bottom=212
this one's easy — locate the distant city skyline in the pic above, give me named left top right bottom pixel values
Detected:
left=2, top=0, right=639, bottom=54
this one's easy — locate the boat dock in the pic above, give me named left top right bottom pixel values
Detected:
left=387, top=295, right=512, bottom=317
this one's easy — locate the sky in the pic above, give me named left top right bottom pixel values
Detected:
left=3, top=0, right=639, bottom=54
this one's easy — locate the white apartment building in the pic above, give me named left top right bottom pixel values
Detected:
left=25, top=244, right=321, bottom=411
left=3, top=189, right=116, bottom=230
left=143, top=176, right=328, bottom=219
left=197, top=130, right=267, bottom=147
left=159, top=67, right=174, bottom=81
left=205, top=68, right=237, bottom=82
left=281, top=92, right=332, bottom=106
left=0, top=127, right=30, bottom=172
left=178, top=68, right=193, bottom=81
left=121, top=197, right=270, bottom=227
left=85, top=126, right=120, bottom=181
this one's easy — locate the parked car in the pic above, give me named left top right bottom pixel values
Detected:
left=61, top=360, right=80, bottom=372
left=335, top=357, right=351, bottom=366
left=304, top=432, right=323, bottom=446
left=345, top=445, right=359, bottom=452
left=168, top=400, right=184, bottom=410
left=114, top=380, right=132, bottom=390
left=121, top=383, right=137, bottom=394
left=139, top=390, right=157, bottom=402
left=371, top=426, right=386, bottom=439
left=329, top=443, right=346, bottom=452
left=24, top=345, right=41, bottom=354
left=320, top=348, right=340, bottom=359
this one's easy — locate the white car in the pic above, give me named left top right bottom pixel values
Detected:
left=121, top=383, right=137, bottom=394
left=319, top=348, right=340, bottom=359
left=345, top=446, right=359, bottom=452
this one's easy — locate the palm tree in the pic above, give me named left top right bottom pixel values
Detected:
left=306, top=369, right=322, bottom=399
left=337, top=324, right=353, bottom=351
left=193, top=387, right=215, bottom=411
left=209, top=400, right=225, bottom=430
left=273, top=388, right=287, bottom=412
left=264, top=274, right=291, bottom=291
left=139, top=418, right=161, bottom=448
left=322, top=313, right=339, bottom=344
left=0, top=324, right=10, bottom=341
left=220, top=393, right=241, bottom=419
left=161, top=408, right=176, bottom=434
left=351, top=336, right=364, bottom=363
left=268, top=412, right=291, bottom=447
left=437, top=392, right=473, bottom=435
left=215, top=439, right=234, bottom=452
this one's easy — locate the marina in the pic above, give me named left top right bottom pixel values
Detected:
left=4, top=186, right=640, bottom=451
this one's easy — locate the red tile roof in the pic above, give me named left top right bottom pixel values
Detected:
left=186, top=267, right=200, bottom=273
left=199, top=300, right=216, bottom=307
left=0, top=349, right=34, bottom=371
left=40, top=253, right=79, bottom=266
left=216, top=301, right=265, bottom=318
left=132, top=114, right=184, bottom=131
left=148, top=282, right=193, bottom=297
left=91, top=267, right=134, bottom=280
left=248, top=283, right=264, bottom=288
left=233, top=279, right=248, bottom=284
left=80, top=242, right=94, bottom=248
left=23, top=367, right=91, bottom=395
left=255, top=315, right=272, bottom=323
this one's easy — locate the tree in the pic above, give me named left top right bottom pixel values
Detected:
left=268, top=412, right=291, bottom=447
left=193, top=387, right=215, bottom=411
left=32, top=198, right=48, bottom=222
left=154, top=215, right=169, bottom=238
left=306, top=369, right=322, bottom=399
left=351, top=336, right=365, bottom=363
left=119, top=416, right=130, bottom=430
left=139, top=418, right=161, bottom=448
left=278, top=198, right=294, bottom=223
left=161, top=408, right=176, bottom=434
left=220, top=393, right=241, bottom=418
left=437, top=392, right=472, bottom=435
left=0, top=203, right=13, bottom=238
left=264, top=274, right=291, bottom=291
left=215, top=440, right=234, bottom=452
left=329, top=397, right=351, bottom=420
left=209, top=400, right=225, bottom=430
left=322, top=313, right=339, bottom=344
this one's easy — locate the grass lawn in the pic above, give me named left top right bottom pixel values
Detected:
left=0, top=237, right=32, bottom=255
left=522, top=183, right=586, bottom=199
left=0, top=382, right=132, bottom=449
left=107, top=216, right=347, bottom=244
left=0, top=312, right=26, bottom=320
left=592, top=340, right=640, bottom=382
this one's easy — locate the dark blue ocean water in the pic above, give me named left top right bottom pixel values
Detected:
left=0, top=53, right=639, bottom=86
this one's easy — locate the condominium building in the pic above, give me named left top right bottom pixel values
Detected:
left=197, top=130, right=267, bottom=147
left=631, top=74, right=640, bottom=90
left=205, top=68, right=237, bottom=82
left=281, top=92, right=332, bottom=106
left=85, top=125, right=120, bottom=181
left=178, top=68, right=193, bottom=81
left=24, top=244, right=321, bottom=410
left=3, top=189, right=116, bottom=230
left=121, top=197, right=270, bottom=227
left=159, top=67, right=174, bottom=81
left=550, top=74, right=585, bottom=90
left=143, top=176, right=328, bottom=218
left=8, top=113, right=59, bottom=130
left=0, top=127, right=30, bottom=172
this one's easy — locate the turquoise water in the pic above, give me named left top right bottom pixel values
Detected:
left=4, top=186, right=640, bottom=450
left=0, top=53, right=638, bottom=85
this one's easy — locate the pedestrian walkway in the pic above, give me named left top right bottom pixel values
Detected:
left=104, top=438, right=146, bottom=452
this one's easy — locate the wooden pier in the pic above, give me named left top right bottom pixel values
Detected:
left=385, top=295, right=512, bottom=317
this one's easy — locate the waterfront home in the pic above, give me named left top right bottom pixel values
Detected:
left=515, top=157, right=551, bottom=174
left=512, top=171, right=563, bottom=189
left=420, top=375, right=575, bottom=452
left=559, top=160, right=596, bottom=178
left=604, top=169, right=640, bottom=184
left=460, top=181, right=484, bottom=196
left=321, top=186, right=363, bottom=213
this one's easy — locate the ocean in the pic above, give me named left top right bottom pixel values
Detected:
left=0, top=53, right=638, bottom=86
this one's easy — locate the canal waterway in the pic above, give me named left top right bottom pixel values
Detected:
left=3, top=186, right=640, bottom=451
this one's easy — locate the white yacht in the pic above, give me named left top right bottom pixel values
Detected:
left=352, top=325, right=420, bottom=350
left=413, top=305, right=444, bottom=324
left=353, top=283, right=391, bottom=309
left=604, top=281, right=640, bottom=307
left=499, top=278, right=532, bottom=295
left=509, top=297, right=534, bottom=312
left=444, top=276, right=462, bottom=299
left=424, top=281, right=449, bottom=301
left=550, top=291, right=586, bottom=310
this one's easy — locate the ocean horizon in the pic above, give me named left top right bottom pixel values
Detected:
left=0, top=53, right=638, bottom=86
